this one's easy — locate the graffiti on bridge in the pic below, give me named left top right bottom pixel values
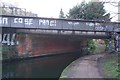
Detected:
left=1, top=16, right=120, bottom=32
left=0, top=33, right=19, bottom=45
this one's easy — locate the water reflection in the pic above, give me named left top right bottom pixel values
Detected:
left=2, top=52, right=81, bottom=78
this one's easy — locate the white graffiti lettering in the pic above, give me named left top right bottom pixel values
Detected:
left=14, top=18, right=23, bottom=23
left=25, top=18, right=33, bottom=25
left=0, top=17, right=2, bottom=24
left=2, top=34, right=10, bottom=45
left=0, top=34, right=2, bottom=42
left=1, top=33, right=19, bottom=45
left=68, top=22, right=79, bottom=25
left=39, top=19, right=49, bottom=26
left=74, top=22, right=79, bottom=25
left=86, top=23, right=94, bottom=27
left=11, top=34, right=16, bottom=45
left=0, top=17, right=8, bottom=24
left=95, top=26, right=104, bottom=31
left=39, top=19, right=56, bottom=26
left=68, top=21, right=73, bottom=25
left=50, top=20, right=56, bottom=26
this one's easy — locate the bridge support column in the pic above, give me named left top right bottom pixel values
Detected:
left=108, top=39, right=113, bottom=52
left=114, top=33, right=120, bottom=52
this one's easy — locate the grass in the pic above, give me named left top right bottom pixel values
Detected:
left=101, top=54, right=119, bottom=79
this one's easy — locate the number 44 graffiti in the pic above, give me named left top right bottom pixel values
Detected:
left=0, top=33, right=19, bottom=45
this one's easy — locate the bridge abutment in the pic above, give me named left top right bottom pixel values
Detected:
left=108, top=32, right=120, bottom=52
left=114, top=33, right=120, bottom=52
left=2, top=32, right=86, bottom=60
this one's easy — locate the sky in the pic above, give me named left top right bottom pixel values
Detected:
left=1, top=0, right=120, bottom=21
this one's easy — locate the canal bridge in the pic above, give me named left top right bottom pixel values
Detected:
left=0, top=15, right=120, bottom=60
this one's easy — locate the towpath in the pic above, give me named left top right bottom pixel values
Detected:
left=60, top=53, right=105, bottom=78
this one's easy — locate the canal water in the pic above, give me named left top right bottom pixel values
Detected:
left=2, top=52, right=81, bottom=78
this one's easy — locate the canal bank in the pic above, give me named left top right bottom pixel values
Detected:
left=60, top=53, right=106, bottom=78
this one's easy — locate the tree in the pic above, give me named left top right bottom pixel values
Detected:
left=67, top=1, right=86, bottom=19
left=59, top=8, right=65, bottom=18
left=68, top=1, right=110, bottom=21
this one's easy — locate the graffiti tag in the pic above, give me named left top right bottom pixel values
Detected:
left=0, top=33, right=19, bottom=45
left=0, top=17, right=8, bottom=25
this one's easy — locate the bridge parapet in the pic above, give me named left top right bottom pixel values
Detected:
left=0, top=15, right=120, bottom=32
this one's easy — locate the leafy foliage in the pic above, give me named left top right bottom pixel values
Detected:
left=87, top=40, right=96, bottom=54
left=67, top=1, right=110, bottom=21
